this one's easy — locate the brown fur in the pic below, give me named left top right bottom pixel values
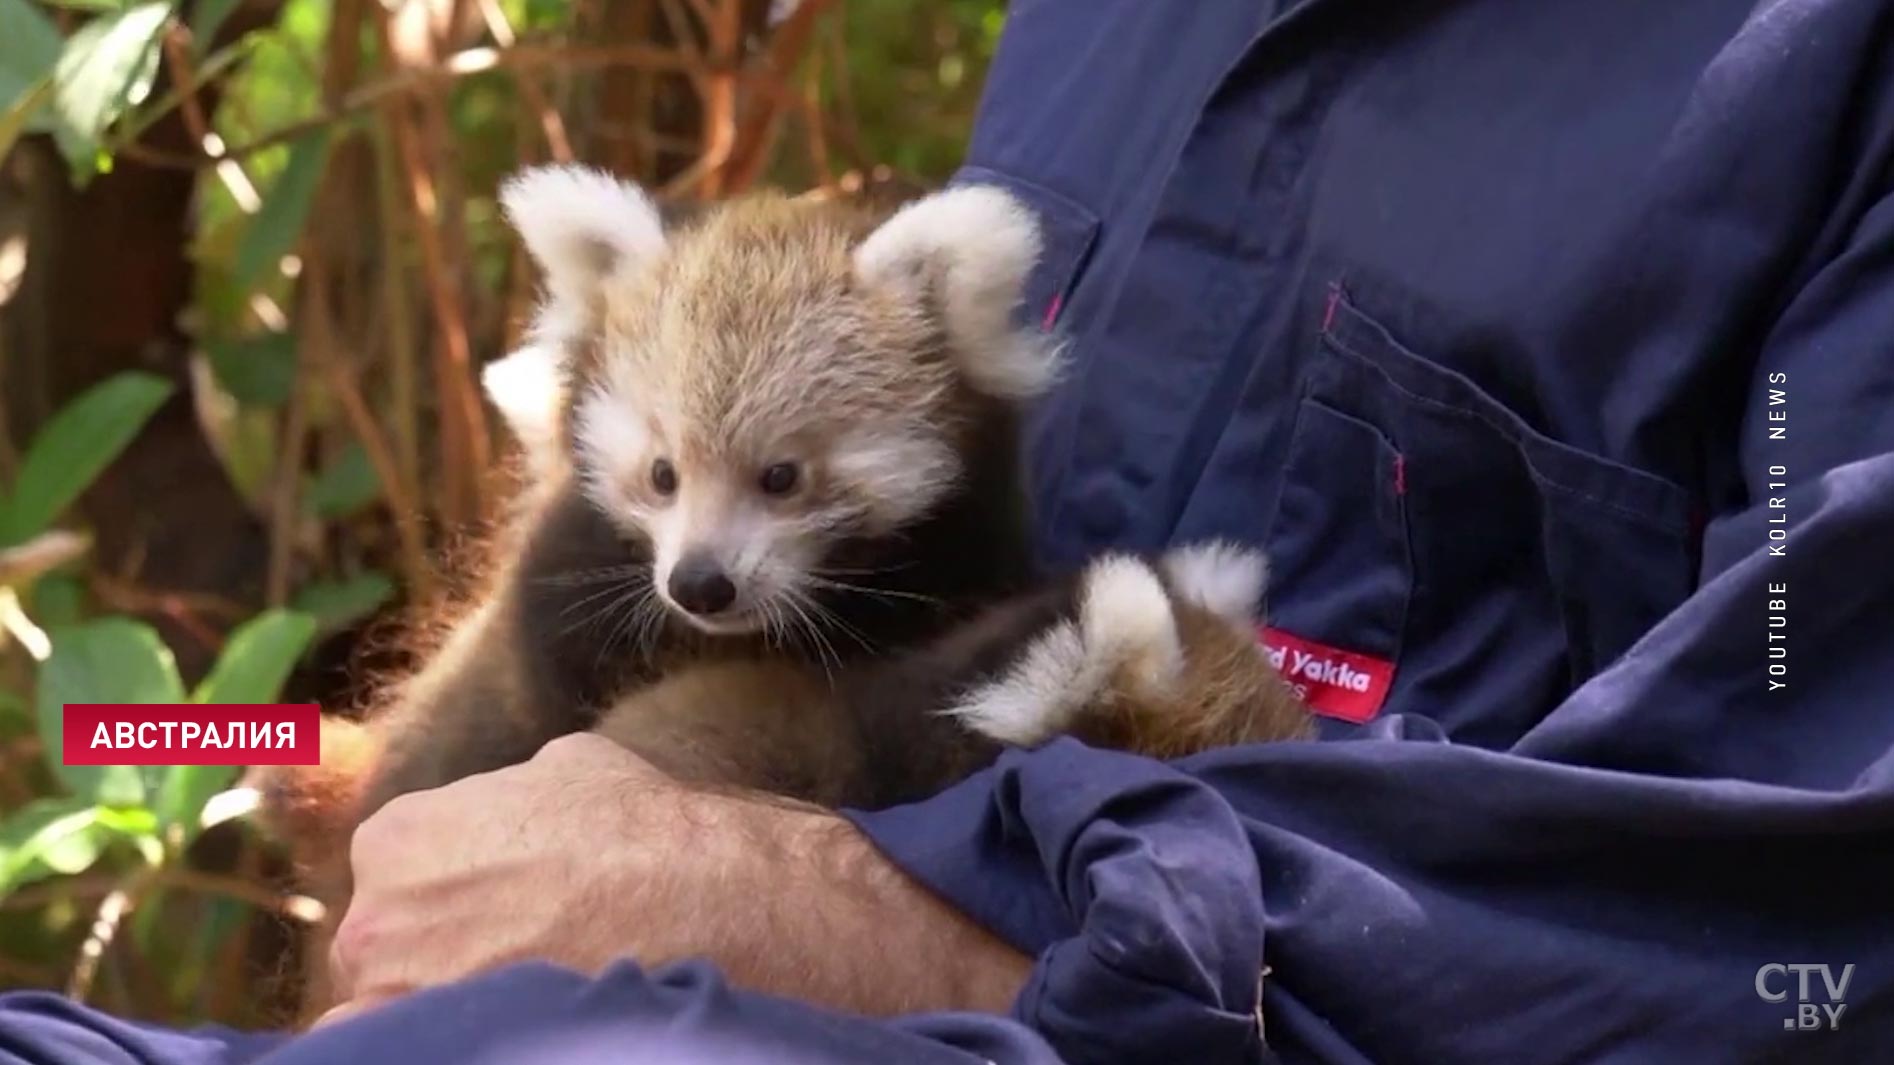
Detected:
left=1077, top=593, right=1315, bottom=758
left=257, top=180, right=1313, bottom=1023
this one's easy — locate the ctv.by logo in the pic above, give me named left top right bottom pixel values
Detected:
left=1756, top=963, right=1852, bottom=1031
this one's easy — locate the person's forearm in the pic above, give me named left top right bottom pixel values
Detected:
left=732, top=807, right=1033, bottom=1017
left=325, top=735, right=1032, bottom=1028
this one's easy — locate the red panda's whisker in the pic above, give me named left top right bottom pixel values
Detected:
left=535, top=564, right=653, bottom=588
left=804, top=575, right=942, bottom=608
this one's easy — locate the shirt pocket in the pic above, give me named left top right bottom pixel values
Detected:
left=952, top=165, right=1100, bottom=332
left=1262, top=291, right=1698, bottom=745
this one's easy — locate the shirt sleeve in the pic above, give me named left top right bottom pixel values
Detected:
left=842, top=190, right=1894, bottom=1065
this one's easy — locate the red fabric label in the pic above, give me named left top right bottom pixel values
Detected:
left=62, top=704, right=321, bottom=766
left=1257, top=628, right=1396, bottom=724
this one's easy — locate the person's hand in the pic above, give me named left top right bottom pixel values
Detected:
left=317, top=732, right=1032, bottom=1025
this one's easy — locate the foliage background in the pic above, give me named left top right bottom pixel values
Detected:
left=0, top=0, right=1000, bottom=1029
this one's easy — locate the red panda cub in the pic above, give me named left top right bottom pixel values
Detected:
left=260, top=167, right=1309, bottom=1020
left=267, top=166, right=1309, bottom=889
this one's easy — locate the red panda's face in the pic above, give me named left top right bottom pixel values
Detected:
left=567, top=211, right=968, bottom=635
left=571, top=369, right=963, bottom=635
left=497, top=168, right=1058, bottom=637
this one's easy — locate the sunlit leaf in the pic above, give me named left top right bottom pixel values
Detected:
left=0, top=371, right=173, bottom=546
left=191, top=608, right=316, bottom=706
left=232, top=128, right=330, bottom=287
left=106, top=32, right=259, bottom=152
left=35, top=618, right=185, bottom=806
left=305, top=443, right=381, bottom=519
left=292, top=572, right=394, bottom=633
left=49, top=2, right=173, bottom=173
left=0, top=798, right=106, bottom=893
left=126, top=609, right=313, bottom=838
left=92, top=804, right=159, bottom=839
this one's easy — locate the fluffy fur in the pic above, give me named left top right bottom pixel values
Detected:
left=942, top=543, right=1308, bottom=758
left=259, top=170, right=1311, bottom=1021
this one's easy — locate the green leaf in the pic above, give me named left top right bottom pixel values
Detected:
left=305, top=443, right=382, bottom=519
left=0, top=798, right=108, bottom=893
left=49, top=2, right=174, bottom=173
left=0, top=0, right=63, bottom=106
left=292, top=571, right=394, bottom=633
left=24, top=571, right=88, bottom=628
left=93, top=804, right=159, bottom=839
left=187, top=352, right=279, bottom=513
left=104, top=31, right=257, bottom=152
left=35, top=618, right=185, bottom=806
left=144, top=608, right=314, bottom=835
left=0, top=371, right=173, bottom=546
left=0, top=0, right=64, bottom=160
left=191, top=608, right=316, bottom=705
left=232, top=128, right=330, bottom=287
left=206, top=332, right=297, bottom=406
left=151, top=763, right=238, bottom=838
left=190, top=0, right=244, bottom=54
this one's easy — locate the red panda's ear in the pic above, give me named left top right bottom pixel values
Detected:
left=853, top=185, right=1063, bottom=402
left=481, top=344, right=567, bottom=479
left=500, top=165, right=666, bottom=317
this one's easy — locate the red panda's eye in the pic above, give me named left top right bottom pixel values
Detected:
left=759, top=462, right=799, bottom=496
left=651, top=459, right=678, bottom=496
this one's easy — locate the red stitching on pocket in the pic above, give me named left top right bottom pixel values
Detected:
left=1393, top=453, right=1407, bottom=496
left=1042, top=292, right=1064, bottom=330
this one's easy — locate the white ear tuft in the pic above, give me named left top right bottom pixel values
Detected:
left=1078, top=555, right=1185, bottom=694
left=499, top=165, right=666, bottom=317
left=1160, top=541, right=1270, bottom=627
left=853, top=184, right=1059, bottom=401
left=482, top=345, right=567, bottom=478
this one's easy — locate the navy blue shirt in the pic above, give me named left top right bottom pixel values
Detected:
left=846, top=1, right=1894, bottom=1061
left=2, top=4, right=1889, bottom=1065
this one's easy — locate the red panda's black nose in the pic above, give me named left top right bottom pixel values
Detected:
left=668, top=556, right=738, bottom=616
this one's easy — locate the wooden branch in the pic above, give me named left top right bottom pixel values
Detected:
left=371, top=119, right=427, bottom=561
left=376, top=8, right=491, bottom=527
left=722, top=0, right=834, bottom=193
left=694, top=0, right=744, bottom=198
left=478, top=0, right=574, bottom=162
left=307, top=277, right=434, bottom=598
left=263, top=359, right=309, bottom=608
